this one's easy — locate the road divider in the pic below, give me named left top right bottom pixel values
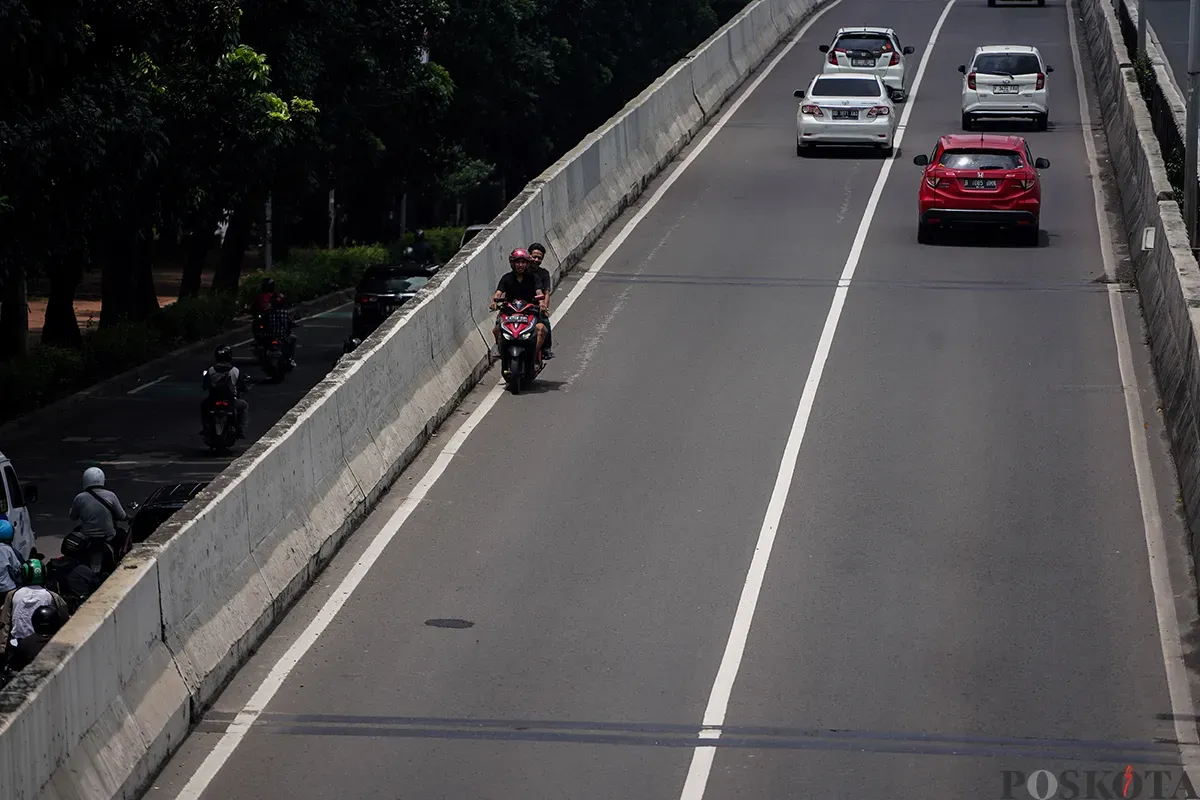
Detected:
left=1079, top=0, right=1200, bottom=594
left=0, top=0, right=835, bottom=798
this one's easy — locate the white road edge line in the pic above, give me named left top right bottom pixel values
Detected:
left=1065, top=0, right=1200, bottom=780
left=676, top=1, right=957, bottom=797
left=170, top=3, right=848, bottom=797
left=127, top=374, right=170, bottom=395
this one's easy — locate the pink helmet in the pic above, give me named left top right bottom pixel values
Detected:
left=509, top=248, right=531, bottom=263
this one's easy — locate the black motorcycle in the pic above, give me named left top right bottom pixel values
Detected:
left=200, top=390, right=239, bottom=454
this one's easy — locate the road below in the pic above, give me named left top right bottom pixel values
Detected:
left=140, top=0, right=1200, bottom=798
left=3, top=302, right=353, bottom=556
left=1144, top=0, right=1189, bottom=88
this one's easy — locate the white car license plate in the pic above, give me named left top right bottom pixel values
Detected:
left=994, top=84, right=1019, bottom=94
left=850, top=58, right=874, bottom=67
left=832, top=109, right=859, bottom=120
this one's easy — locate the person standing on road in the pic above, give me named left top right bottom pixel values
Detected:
left=68, top=467, right=128, bottom=572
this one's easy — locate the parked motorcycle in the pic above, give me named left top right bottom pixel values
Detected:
left=497, top=299, right=545, bottom=394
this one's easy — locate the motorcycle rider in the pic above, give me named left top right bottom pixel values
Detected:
left=335, top=337, right=361, bottom=368
left=252, top=278, right=276, bottom=314
left=1, top=559, right=69, bottom=652
left=68, top=468, right=129, bottom=573
left=411, top=229, right=436, bottom=265
left=491, top=248, right=547, bottom=363
left=5, top=605, right=63, bottom=672
left=258, top=292, right=298, bottom=368
left=202, top=344, right=250, bottom=438
left=0, top=521, right=20, bottom=594
left=527, top=243, right=554, bottom=359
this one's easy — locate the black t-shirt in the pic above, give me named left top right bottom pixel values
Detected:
left=7, top=633, right=51, bottom=671
left=496, top=271, right=544, bottom=303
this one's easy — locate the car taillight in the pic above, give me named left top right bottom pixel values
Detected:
left=967, top=72, right=977, bottom=90
left=828, top=49, right=840, bottom=66
left=1035, top=72, right=1045, bottom=90
left=866, top=106, right=890, bottom=117
left=1016, top=177, right=1036, bottom=190
left=889, top=51, right=900, bottom=66
left=925, top=175, right=949, bottom=189
left=801, top=104, right=823, bottom=117
left=356, top=294, right=375, bottom=304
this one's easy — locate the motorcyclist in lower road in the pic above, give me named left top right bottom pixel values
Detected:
left=69, top=468, right=129, bottom=573
left=527, top=243, right=554, bottom=359
left=491, top=248, right=547, bottom=363
left=5, top=605, right=63, bottom=672
left=202, top=345, right=250, bottom=437
left=411, top=229, right=436, bottom=265
left=258, top=293, right=298, bottom=368
left=0, top=521, right=21, bottom=595
left=1, top=560, right=70, bottom=652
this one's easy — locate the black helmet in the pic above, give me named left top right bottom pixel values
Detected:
left=343, top=337, right=361, bottom=354
left=261, top=277, right=275, bottom=292
left=415, top=229, right=426, bottom=240
left=31, top=604, right=60, bottom=636
left=215, top=344, right=233, bottom=363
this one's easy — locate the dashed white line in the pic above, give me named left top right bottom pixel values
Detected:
left=676, top=1, right=958, bottom=797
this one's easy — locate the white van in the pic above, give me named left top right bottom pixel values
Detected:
left=0, top=450, right=39, bottom=558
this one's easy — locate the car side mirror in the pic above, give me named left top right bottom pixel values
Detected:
left=1046, top=65, right=1054, bottom=73
left=794, top=89, right=805, bottom=99
left=957, top=64, right=966, bottom=74
left=1035, top=157, right=1050, bottom=169
left=913, top=154, right=929, bottom=166
left=903, top=46, right=915, bottom=55
left=23, top=484, right=37, bottom=504
left=818, top=44, right=830, bottom=53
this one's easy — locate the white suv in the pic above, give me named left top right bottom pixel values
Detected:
left=819, top=27, right=915, bottom=102
left=959, top=45, right=1053, bottom=130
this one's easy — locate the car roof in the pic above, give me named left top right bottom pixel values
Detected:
left=940, top=133, right=1026, bottom=150
left=810, top=73, right=884, bottom=86
left=974, top=44, right=1040, bottom=54
left=143, top=482, right=208, bottom=508
left=362, top=263, right=434, bottom=277
left=836, top=27, right=894, bottom=35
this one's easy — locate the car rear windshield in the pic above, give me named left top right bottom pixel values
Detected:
left=811, top=77, right=882, bottom=97
left=938, top=149, right=1024, bottom=170
left=972, top=53, right=1041, bottom=76
left=835, top=34, right=892, bottom=52
left=360, top=273, right=430, bottom=294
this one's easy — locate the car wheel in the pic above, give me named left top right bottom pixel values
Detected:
left=880, top=144, right=894, bottom=158
left=1037, top=0, right=1045, bottom=5
left=918, top=223, right=934, bottom=245
left=988, top=0, right=996, bottom=6
left=1035, top=112, right=1048, bottom=131
left=1025, top=225, right=1040, bottom=247
left=796, top=140, right=805, bottom=157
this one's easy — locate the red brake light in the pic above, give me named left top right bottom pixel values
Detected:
left=828, top=50, right=839, bottom=66
left=889, top=51, right=900, bottom=66
left=356, top=294, right=375, bottom=304
left=1035, top=72, right=1045, bottom=90
left=967, top=72, right=976, bottom=90
left=1016, top=176, right=1036, bottom=190
left=924, top=175, right=949, bottom=189
left=866, top=106, right=890, bottom=117
left=801, top=104, right=823, bottom=117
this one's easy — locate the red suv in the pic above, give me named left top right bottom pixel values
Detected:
left=912, top=133, right=1050, bottom=246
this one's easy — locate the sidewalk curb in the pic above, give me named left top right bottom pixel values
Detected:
left=0, top=288, right=354, bottom=439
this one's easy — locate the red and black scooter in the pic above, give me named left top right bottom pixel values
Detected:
left=497, top=299, right=544, bottom=394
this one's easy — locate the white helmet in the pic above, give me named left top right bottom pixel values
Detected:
left=82, top=467, right=105, bottom=489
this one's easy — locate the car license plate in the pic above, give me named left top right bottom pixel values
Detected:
left=850, top=58, right=875, bottom=67
left=994, top=84, right=1019, bottom=94
left=962, top=178, right=998, bottom=190
left=832, top=109, right=859, bottom=120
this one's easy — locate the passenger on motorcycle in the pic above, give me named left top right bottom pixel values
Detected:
left=257, top=293, right=298, bottom=367
left=202, top=345, right=250, bottom=437
left=5, top=605, right=63, bottom=672
left=68, top=467, right=129, bottom=573
left=527, top=243, right=554, bottom=359
left=490, top=249, right=547, bottom=362
left=253, top=278, right=276, bottom=314
left=411, top=229, right=436, bottom=265
left=0, top=521, right=20, bottom=594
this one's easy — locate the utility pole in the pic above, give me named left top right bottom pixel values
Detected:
left=328, top=189, right=335, bottom=249
left=1138, top=0, right=1148, bottom=59
left=1187, top=0, right=1200, bottom=246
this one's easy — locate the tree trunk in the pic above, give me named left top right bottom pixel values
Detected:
left=213, top=206, right=253, bottom=292
left=42, top=254, right=83, bottom=348
left=100, top=231, right=138, bottom=328
left=179, top=230, right=212, bottom=299
left=0, top=263, right=29, bottom=361
left=131, top=228, right=159, bottom=320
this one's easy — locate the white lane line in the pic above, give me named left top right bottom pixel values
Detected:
left=169, top=4, right=848, bottom=797
left=676, top=1, right=958, bottom=797
left=127, top=374, right=170, bottom=395
left=1066, top=0, right=1200, bottom=782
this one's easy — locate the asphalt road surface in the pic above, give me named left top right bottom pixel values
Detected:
left=4, top=302, right=354, bottom=556
left=1144, top=0, right=1189, bottom=86
left=140, top=1, right=1200, bottom=798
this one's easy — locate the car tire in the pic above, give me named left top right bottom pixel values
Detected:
left=961, top=112, right=973, bottom=131
left=1035, top=112, right=1048, bottom=131
left=988, top=0, right=996, bottom=6
left=1025, top=225, right=1040, bottom=247
left=1037, top=0, right=1045, bottom=5
left=918, top=223, right=934, bottom=245
left=796, top=140, right=805, bottom=157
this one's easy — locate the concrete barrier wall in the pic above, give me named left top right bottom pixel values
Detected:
left=0, top=0, right=827, bottom=798
left=1079, top=0, right=1200, bottom=574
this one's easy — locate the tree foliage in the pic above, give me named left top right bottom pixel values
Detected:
left=0, top=0, right=747, bottom=357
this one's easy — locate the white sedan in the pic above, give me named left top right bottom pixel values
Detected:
left=794, top=74, right=898, bottom=157
left=959, top=45, right=1053, bottom=130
